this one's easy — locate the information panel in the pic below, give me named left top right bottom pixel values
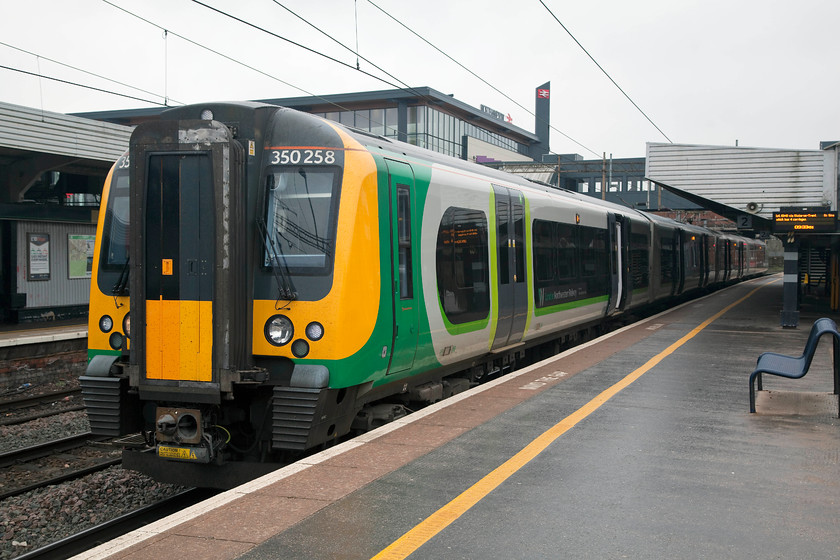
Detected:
left=772, top=211, right=837, bottom=233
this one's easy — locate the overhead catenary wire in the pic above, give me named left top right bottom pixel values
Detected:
left=102, top=0, right=402, bottom=135
left=191, top=0, right=541, bottom=147
left=189, top=0, right=407, bottom=91
left=7, top=0, right=605, bottom=161
left=364, top=0, right=601, bottom=158
left=191, top=0, right=599, bottom=159
left=0, top=40, right=182, bottom=106
left=267, top=0, right=529, bottom=153
left=269, top=1, right=434, bottom=105
left=0, top=64, right=171, bottom=106
left=537, top=0, right=672, bottom=143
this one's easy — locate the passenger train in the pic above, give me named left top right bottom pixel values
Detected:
left=80, top=102, right=767, bottom=488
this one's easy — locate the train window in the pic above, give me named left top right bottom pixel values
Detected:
left=533, top=220, right=577, bottom=283
left=580, top=227, right=607, bottom=278
left=532, top=219, right=583, bottom=310
left=659, top=233, right=675, bottom=284
left=102, top=171, right=130, bottom=268
left=397, top=186, right=412, bottom=299
left=96, top=160, right=131, bottom=295
left=264, top=167, right=339, bottom=274
left=436, top=207, right=490, bottom=325
left=629, top=232, right=650, bottom=289
left=532, top=220, right=609, bottom=310
left=513, top=202, right=525, bottom=283
left=496, top=197, right=510, bottom=285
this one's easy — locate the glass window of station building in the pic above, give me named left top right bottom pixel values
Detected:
left=77, top=87, right=541, bottom=163
left=570, top=177, right=656, bottom=195
left=310, top=106, right=529, bottom=160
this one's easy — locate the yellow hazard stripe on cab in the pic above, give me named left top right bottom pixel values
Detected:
left=145, top=299, right=213, bottom=382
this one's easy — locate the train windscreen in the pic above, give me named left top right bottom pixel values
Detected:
left=96, top=155, right=130, bottom=295
left=264, top=167, right=339, bottom=275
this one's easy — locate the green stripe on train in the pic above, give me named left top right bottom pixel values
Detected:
left=533, top=294, right=609, bottom=317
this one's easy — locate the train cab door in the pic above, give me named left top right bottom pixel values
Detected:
left=385, top=160, right=418, bottom=374
left=143, top=153, right=215, bottom=382
left=491, top=185, right=527, bottom=350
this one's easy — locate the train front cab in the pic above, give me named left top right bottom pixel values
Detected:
left=82, top=104, right=393, bottom=486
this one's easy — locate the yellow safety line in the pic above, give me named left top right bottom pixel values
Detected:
left=372, top=280, right=773, bottom=560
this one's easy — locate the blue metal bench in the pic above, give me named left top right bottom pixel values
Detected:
left=749, top=317, right=840, bottom=414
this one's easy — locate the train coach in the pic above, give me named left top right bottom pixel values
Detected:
left=80, top=102, right=767, bottom=488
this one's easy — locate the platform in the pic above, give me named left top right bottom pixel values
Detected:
left=0, top=320, right=86, bottom=348
left=79, top=274, right=840, bottom=559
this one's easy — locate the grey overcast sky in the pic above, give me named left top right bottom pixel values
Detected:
left=1, top=0, right=837, bottom=158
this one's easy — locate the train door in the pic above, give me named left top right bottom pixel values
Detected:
left=385, top=160, right=418, bottom=374
left=607, top=214, right=628, bottom=314
left=717, top=238, right=727, bottom=282
left=724, top=240, right=733, bottom=281
left=144, top=153, right=215, bottom=382
left=491, top=185, right=527, bottom=349
left=676, top=230, right=686, bottom=295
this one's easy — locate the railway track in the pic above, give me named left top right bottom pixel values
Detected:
left=12, top=487, right=218, bottom=560
left=0, top=431, right=105, bottom=468
left=0, top=432, right=121, bottom=500
left=0, top=388, right=84, bottom=426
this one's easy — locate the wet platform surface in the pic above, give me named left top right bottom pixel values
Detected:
left=80, top=275, right=840, bottom=559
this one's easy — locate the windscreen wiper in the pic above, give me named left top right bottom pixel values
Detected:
left=112, top=256, right=130, bottom=295
left=257, top=218, right=297, bottom=307
left=111, top=256, right=130, bottom=308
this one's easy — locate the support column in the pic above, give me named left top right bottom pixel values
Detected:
left=780, top=238, right=800, bottom=328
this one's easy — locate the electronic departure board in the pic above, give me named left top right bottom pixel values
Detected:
left=772, top=211, right=837, bottom=233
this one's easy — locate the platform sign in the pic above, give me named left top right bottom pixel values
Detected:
left=27, top=233, right=50, bottom=281
left=772, top=211, right=837, bottom=233
left=68, top=234, right=95, bottom=279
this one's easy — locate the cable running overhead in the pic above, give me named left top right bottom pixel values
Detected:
left=366, top=0, right=600, bottom=157
left=538, top=0, right=672, bottom=143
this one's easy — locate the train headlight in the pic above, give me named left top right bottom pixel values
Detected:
left=123, top=313, right=131, bottom=338
left=200, top=109, right=214, bottom=120
left=99, top=315, right=113, bottom=333
left=305, top=321, right=324, bottom=341
left=265, top=315, right=294, bottom=346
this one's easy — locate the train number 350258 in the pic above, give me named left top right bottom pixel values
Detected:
left=269, top=149, right=336, bottom=165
